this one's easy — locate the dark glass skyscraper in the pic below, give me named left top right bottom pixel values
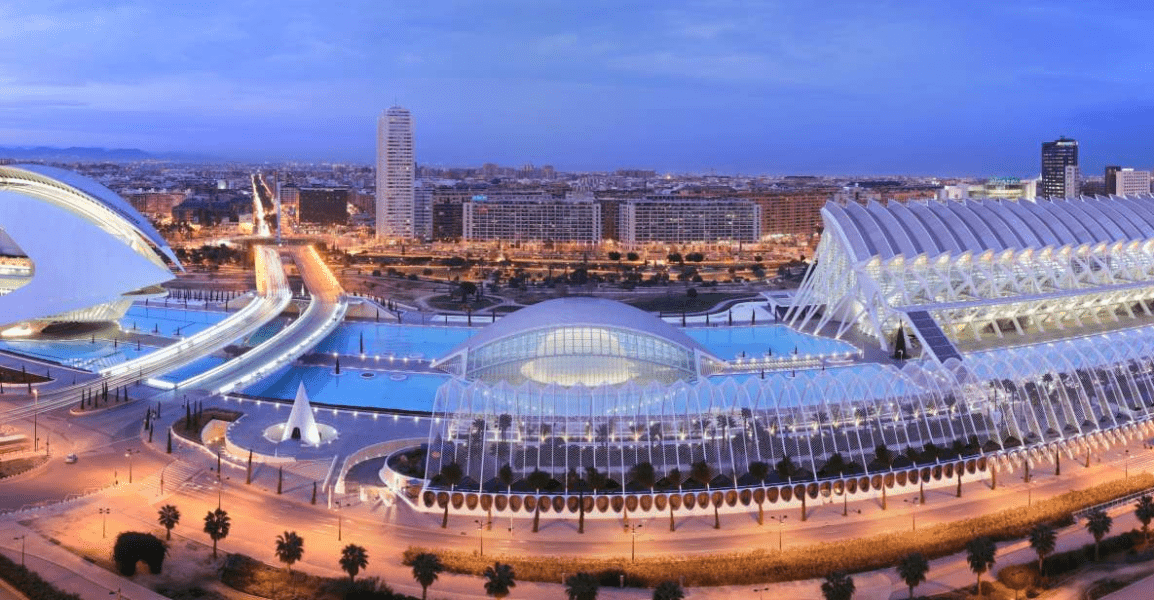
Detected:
left=1041, top=137, right=1078, bottom=198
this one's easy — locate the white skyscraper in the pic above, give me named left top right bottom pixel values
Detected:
left=376, top=106, right=414, bottom=239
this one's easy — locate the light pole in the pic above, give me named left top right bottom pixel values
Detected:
left=769, top=514, right=788, bottom=552
left=32, top=389, right=38, bottom=452
left=99, top=508, right=111, bottom=538
left=474, top=519, right=490, bottom=557
left=628, top=522, right=643, bottom=563
left=125, top=449, right=139, bottom=483
left=903, top=496, right=919, bottom=532
left=336, top=500, right=343, bottom=541
left=754, top=586, right=771, bottom=600
left=12, top=535, right=25, bottom=566
left=1125, top=449, right=1130, bottom=479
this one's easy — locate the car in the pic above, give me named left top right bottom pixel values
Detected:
left=64, top=454, right=78, bottom=464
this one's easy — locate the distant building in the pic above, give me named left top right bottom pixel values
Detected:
left=297, top=187, right=349, bottom=225
left=432, top=193, right=466, bottom=241
left=1041, top=137, right=1079, bottom=198
left=463, top=194, right=601, bottom=243
left=413, top=184, right=433, bottom=240
left=1114, top=168, right=1152, bottom=196
left=745, top=190, right=833, bottom=237
left=1105, top=165, right=1122, bottom=195
left=619, top=197, right=761, bottom=245
left=937, top=178, right=1036, bottom=201
left=125, top=191, right=186, bottom=218
left=376, top=106, right=414, bottom=238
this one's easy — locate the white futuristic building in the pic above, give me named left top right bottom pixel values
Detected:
left=0, top=164, right=180, bottom=331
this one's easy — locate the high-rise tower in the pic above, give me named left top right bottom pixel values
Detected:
left=376, top=106, right=414, bottom=239
left=1041, top=137, right=1079, bottom=198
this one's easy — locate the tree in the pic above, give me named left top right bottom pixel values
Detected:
left=410, top=551, right=443, bottom=600
left=608, top=251, right=621, bottom=262
left=275, top=531, right=304, bottom=576
left=112, top=532, right=167, bottom=576
left=1028, top=523, right=1056, bottom=573
left=439, top=462, right=463, bottom=528
left=1135, top=495, right=1154, bottom=542
left=339, top=544, right=369, bottom=583
left=526, top=468, right=551, bottom=533
left=749, top=461, right=770, bottom=524
left=565, top=572, right=599, bottom=600
left=652, top=580, right=685, bottom=600
left=483, top=562, right=516, bottom=598
left=157, top=505, right=181, bottom=541
left=965, top=536, right=997, bottom=597
left=1085, top=508, right=1113, bottom=561
left=203, top=508, right=231, bottom=559
left=896, top=553, right=929, bottom=600
left=630, top=462, right=657, bottom=489
left=690, top=460, right=713, bottom=487
left=821, top=571, right=855, bottom=600
left=626, top=252, right=639, bottom=262
left=776, top=454, right=797, bottom=480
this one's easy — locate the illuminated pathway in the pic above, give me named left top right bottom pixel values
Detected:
left=0, top=245, right=291, bottom=421
left=177, top=244, right=347, bottom=394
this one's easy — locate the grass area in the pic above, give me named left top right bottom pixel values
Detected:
left=406, top=473, right=1154, bottom=588
left=625, top=292, right=757, bottom=314
left=425, top=294, right=502, bottom=312
left=0, top=366, right=50, bottom=384
left=221, top=553, right=417, bottom=600
left=0, top=456, right=47, bottom=479
left=0, top=550, right=81, bottom=600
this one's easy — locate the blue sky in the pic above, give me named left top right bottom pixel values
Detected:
left=1, top=1, right=1151, bottom=175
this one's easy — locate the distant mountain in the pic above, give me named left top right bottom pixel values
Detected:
left=0, top=146, right=217, bottom=163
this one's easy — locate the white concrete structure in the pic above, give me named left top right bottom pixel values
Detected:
left=0, top=164, right=180, bottom=330
left=376, top=106, right=415, bottom=239
left=282, top=382, right=321, bottom=445
left=462, top=194, right=602, bottom=244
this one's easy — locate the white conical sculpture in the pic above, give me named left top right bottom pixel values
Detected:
left=281, top=382, right=321, bottom=445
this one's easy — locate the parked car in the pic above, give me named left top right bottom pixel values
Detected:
left=64, top=453, right=78, bottom=464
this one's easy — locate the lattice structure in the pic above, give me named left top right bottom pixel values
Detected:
left=788, top=195, right=1154, bottom=353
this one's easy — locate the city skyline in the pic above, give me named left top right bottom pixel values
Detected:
left=2, top=1, right=1153, bottom=175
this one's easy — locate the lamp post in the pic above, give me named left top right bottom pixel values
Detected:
left=99, top=508, right=111, bottom=538
left=769, top=514, right=788, bottom=552
left=903, top=496, right=919, bottom=532
left=474, top=519, right=490, bottom=557
left=754, top=586, right=771, bottom=600
left=125, top=449, right=139, bottom=483
left=1125, top=449, right=1130, bottom=479
left=628, top=522, right=643, bottom=563
left=12, top=535, right=25, bottom=566
left=32, top=389, right=38, bottom=452
left=336, top=500, right=343, bottom=541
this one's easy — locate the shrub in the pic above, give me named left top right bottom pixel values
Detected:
left=403, top=474, right=1154, bottom=588
left=112, top=532, right=167, bottom=576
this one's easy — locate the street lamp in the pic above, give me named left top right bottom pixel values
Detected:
left=32, top=389, right=38, bottom=452
left=474, top=519, right=490, bottom=557
left=335, top=500, right=343, bottom=541
left=768, top=514, right=788, bottom=552
left=628, top=522, right=643, bottom=563
left=12, top=535, right=25, bottom=566
left=125, top=449, right=139, bottom=483
left=754, top=586, right=771, bottom=600
left=1125, top=449, right=1130, bottom=479
left=903, top=496, right=920, bottom=532
left=99, top=508, right=111, bottom=538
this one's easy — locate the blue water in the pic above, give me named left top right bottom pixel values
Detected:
left=243, top=365, right=449, bottom=412
left=119, top=305, right=228, bottom=338
left=0, top=338, right=157, bottom=370
left=686, top=325, right=856, bottom=360
left=160, top=355, right=227, bottom=383
left=242, top=318, right=289, bottom=347
left=313, top=323, right=476, bottom=359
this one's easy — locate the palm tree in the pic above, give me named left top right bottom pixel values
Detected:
left=652, top=579, right=685, bottom=600
left=565, top=572, right=599, bottom=600
left=203, top=508, right=231, bottom=559
left=483, top=561, right=516, bottom=598
left=439, top=462, right=463, bottom=528
left=1028, top=523, right=1056, bottom=573
left=749, top=461, right=769, bottom=524
left=410, top=551, right=443, bottom=600
left=157, top=505, right=180, bottom=541
left=339, top=544, right=369, bottom=583
left=1135, top=495, right=1154, bottom=542
left=965, top=536, right=997, bottom=597
left=274, top=531, right=304, bottom=576
left=821, top=571, right=855, bottom=600
left=1085, top=508, right=1113, bottom=561
left=690, top=460, right=713, bottom=487
left=630, top=462, right=657, bottom=490
left=526, top=469, right=551, bottom=533
left=896, top=553, right=928, bottom=600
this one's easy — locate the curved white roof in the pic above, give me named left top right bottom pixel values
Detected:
left=0, top=165, right=177, bottom=327
left=9, top=164, right=181, bottom=267
left=438, top=297, right=718, bottom=360
left=825, top=194, right=1154, bottom=262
